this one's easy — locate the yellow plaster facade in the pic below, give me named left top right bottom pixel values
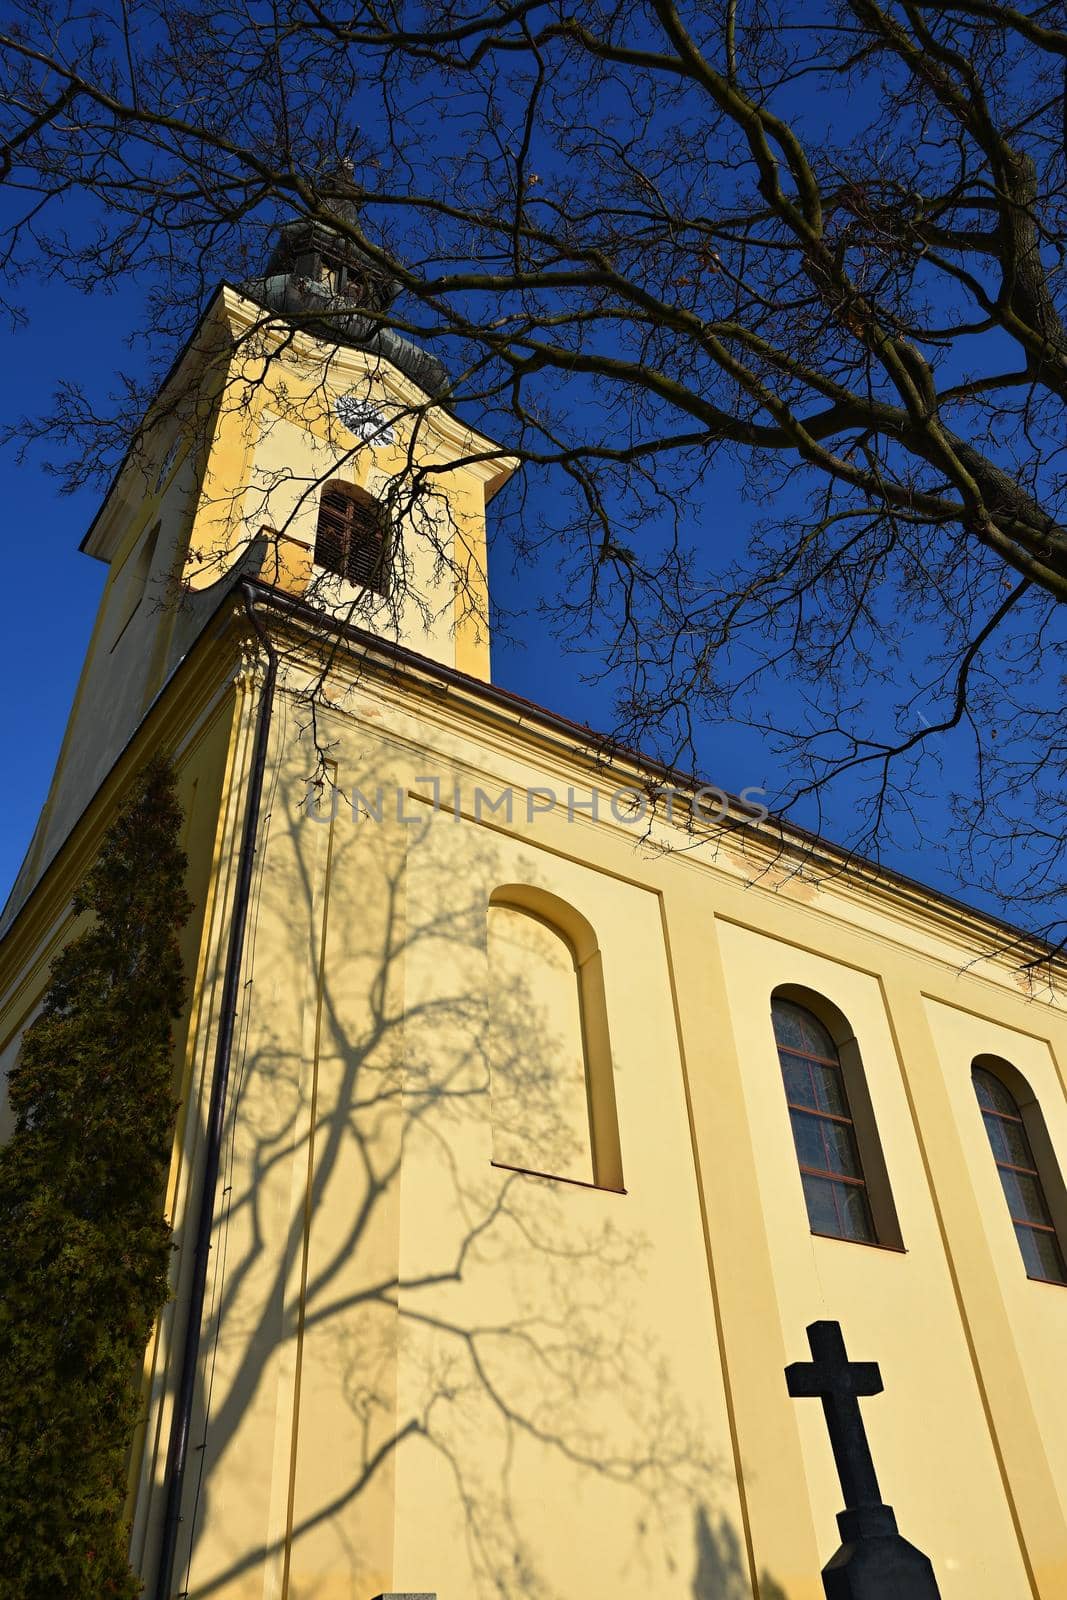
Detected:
left=2, top=281, right=1067, bottom=1600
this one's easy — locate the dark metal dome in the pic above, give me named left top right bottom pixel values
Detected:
left=241, top=189, right=450, bottom=398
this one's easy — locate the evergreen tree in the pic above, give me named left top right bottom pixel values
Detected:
left=0, top=757, right=191, bottom=1597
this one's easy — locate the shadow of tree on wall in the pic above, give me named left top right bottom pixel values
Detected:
left=692, top=1505, right=789, bottom=1600
left=148, top=723, right=788, bottom=1600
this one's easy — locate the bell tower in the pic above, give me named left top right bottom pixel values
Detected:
left=192, top=188, right=515, bottom=680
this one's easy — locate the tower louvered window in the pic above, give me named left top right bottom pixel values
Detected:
left=314, top=483, right=388, bottom=593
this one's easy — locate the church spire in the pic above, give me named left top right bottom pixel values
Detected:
left=242, top=174, right=449, bottom=398
left=261, top=178, right=399, bottom=314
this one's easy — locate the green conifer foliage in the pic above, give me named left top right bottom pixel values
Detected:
left=0, top=756, right=192, bottom=1597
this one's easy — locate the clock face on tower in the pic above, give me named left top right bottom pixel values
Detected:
left=333, top=393, right=397, bottom=445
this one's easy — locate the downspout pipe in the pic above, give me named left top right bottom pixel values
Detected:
left=153, top=586, right=278, bottom=1599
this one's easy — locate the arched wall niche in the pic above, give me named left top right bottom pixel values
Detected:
left=487, top=884, right=623, bottom=1192
left=771, top=983, right=903, bottom=1250
left=971, top=1053, right=1067, bottom=1284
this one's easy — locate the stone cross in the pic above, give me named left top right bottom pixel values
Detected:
left=786, top=1320, right=884, bottom=1508
left=786, top=1321, right=941, bottom=1599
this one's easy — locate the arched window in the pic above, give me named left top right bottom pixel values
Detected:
left=772, top=995, right=887, bottom=1245
left=972, top=1061, right=1067, bottom=1285
left=486, top=887, right=622, bottom=1191
left=110, top=521, right=161, bottom=651
left=314, top=482, right=388, bottom=592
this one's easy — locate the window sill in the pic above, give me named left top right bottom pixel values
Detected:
left=1025, top=1271, right=1067, bottom=1289
left=809, top=1229, right=907, bottom=1254
left=490, top=1160, right=626, bottom=1195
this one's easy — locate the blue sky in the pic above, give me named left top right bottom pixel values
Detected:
left=1, top=280, right=112, bottom=906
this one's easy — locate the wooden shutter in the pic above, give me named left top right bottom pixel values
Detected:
left=314, top=484, right=387, bottom=594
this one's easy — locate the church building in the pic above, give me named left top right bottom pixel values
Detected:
left=1, top=209, right=1066, bottom=1600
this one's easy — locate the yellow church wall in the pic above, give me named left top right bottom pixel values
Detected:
left=661, top=892, right=825, bottom=1600
left=149, top=719, right=406, bottom=1600
left=147, top=643, right=1067, bottom=1600
left=391, top=819, right=749, bottom=1600
left=279, top=765, right=410, bottom=1600
left=921, top=1000, right=1067, bottom=1577
left=870, top=986, right=1067, bottom=1599
left=217, top=655, right=1067, bottom=1600
left=152, top=696, right=752, bottom=1600
left=714, top=924, right=1031, bottom=1598
left=130, top=660, right=300, bottom=1599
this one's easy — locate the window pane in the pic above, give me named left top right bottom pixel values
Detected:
left=821, top=1117, right=865, bottom=1180
left=982, top=1111, right=1032, bottom=1169
left=811, top=1061, right=849, bottom=1117
left=777, top=999, right=881, bottom=1246
left=837, top=1182, right=877, bottom=1243
left=781, top=1052, right=818, bottom=1109
left=998, top=1167, right=1053, bottom=1227
left=790, top=1109, right=828, bottom=1172
left=1015, top=1225, right=1067, bottom=1285
left=973, top=1068, right=1017, bottom=1117
left=975, top=1065, right=1067, bottom=1283
left=801, top=1173, right=841, bottom=1237
left=772, top=1001, right=836, bottom=1060
left=790, top=1109, right=864, bottom=1181
left=802, top=1174, right=875, bottom=1243
left=779, top=1049, right=847, bottom=1115
left=316, top=486, right=388, bottom=594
